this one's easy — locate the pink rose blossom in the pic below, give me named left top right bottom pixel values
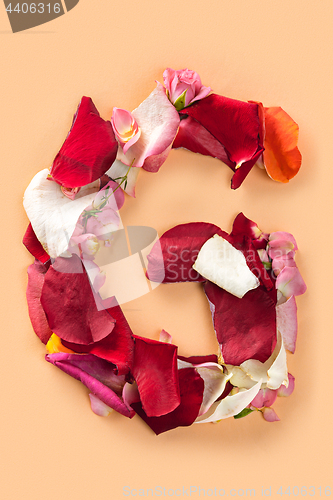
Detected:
left=163, top=68, right=211, bottom=110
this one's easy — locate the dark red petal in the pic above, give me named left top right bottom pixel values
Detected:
left=23, top=223, right=50, bottom=264
left=62, top=302, right=134, bottom=376
left=131, top=336, right=180, bottom=417
left=132, top=367, right=204, bottom=435
left=178, top=354, right=218, bottom=364
left=179, top=94, right=263, bottom=188
left=26, top=259, right=52, bottom=344
left=231, top=212, right=268, bottom=250
left=46, top=353, right=134, bottom=418
left=204, top=282, right=277, bottom=365
left=50, top=97, right=118, bottom=188
left=146, top=222, right=230, bottom=283
left=40, top=255, right=116, bottom=345
left=173, top=116, right=232, bottom=166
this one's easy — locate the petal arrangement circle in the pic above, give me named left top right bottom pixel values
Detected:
left=23, top=68, right=306, bottom=434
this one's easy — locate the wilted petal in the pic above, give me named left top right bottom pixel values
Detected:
left=116, top=83, right=180, bottom=171
left=50, top=96, right=118, bottom=188
left=23, top=169, right=100, bottom=258
left=204, top=281, right=277, bottom=365
left=276, top=266, right=307, bottom=298
left=146, top=222, right=228, bottom=283
left=261, top=106, right=302, bottom=183
left=276, top=295, right=298, bottom=353
left=262, top=406, right=280, bottom=422
left=132, top=367, right=204, bottom=435
left=89, top=393, right=113, bottom=417
left=132, top=336, right=180, bottom=417
left=277, top=373, right=295, bottom=397
left=195, top=380, right=261, bottom=423
left=26, top=259, right=52, bottom=344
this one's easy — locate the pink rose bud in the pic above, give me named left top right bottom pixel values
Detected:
left=111, top=108, right=141, bottom=154
left=163, top=67, right=211, bottom=111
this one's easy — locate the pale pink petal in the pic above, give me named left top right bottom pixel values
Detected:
left=269, top=232, right=298, bottom=250
left=272, top=254, right=296, bottom=275
left=251, top=388, right=277, bottom=408
left=116, top=83, right=179, bottom=169
left=159, top=329, right=173, bottom=343
left=268, top=239, right=296, bottom=260
left=122, top=382, right=141, bottom=410
left=189, top=85, right=211, bottom=105
left=277, top=373, right=295, bottom=397
left=89, top=393, right=113, bottom=417
left=262, top=407, right=280, bottom=422
left=276, top=266, right=307, bottom=298
left=276, top=295, right=298, bottom=353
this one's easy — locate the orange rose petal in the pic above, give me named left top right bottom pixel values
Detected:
left=263, top=107, right=302, bottom=183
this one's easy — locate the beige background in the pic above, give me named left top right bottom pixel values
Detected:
left=1, top=1, right=332, bottom=498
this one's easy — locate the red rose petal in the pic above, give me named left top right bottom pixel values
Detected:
left=146, top=222, right=229, bottom=283
left=26, top=259, right=52, bottom=344
left=132, top=367, right=204, bottom=435
left=173, top=116, right=231, bottom=166
left=178, top=94, right=263, bottom=188
left=131, top=336, right=180, bottom=417
left=50, top=97, right=118, bottom=188
left=62, top=301, right=134, bottom=375
left=40, top=255, right=116, bottom=345
left=178, top=354, right=218, bottom=364
left=204, top=281, right=277, bottom=365
left=23, top=223, right=50, bottom=264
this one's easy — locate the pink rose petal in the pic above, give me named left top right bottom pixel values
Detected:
left=89, top=393, right=113, bottom=417
left=276, top=295, right=298, bottom=353
left=262, top=406, right=280, bottom=422
left=116, top=83, right=180, bottom=171
left=251, top=388, right=278, bottom=408
left=276, top=266, right=307, bottom=298
left=277, top=373, right=295, bottom=397
left=46, top=353, right=134, bottom=418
